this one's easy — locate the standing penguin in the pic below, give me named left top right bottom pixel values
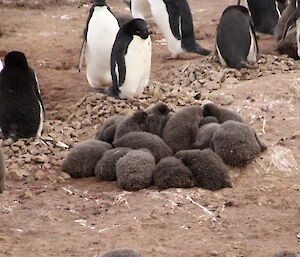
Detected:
left=0, top=51, right=44, bottom=140
left=145, top=0, right=210, bottom=58
left=107, top=18, right=152, bottom=99
left=247, top=0, right=287, bottom=35
left=79, top=0, right=119, bottom=89
left=131, top=0, right=152, bottom=19
left=216, top=3, right=258, bottom=69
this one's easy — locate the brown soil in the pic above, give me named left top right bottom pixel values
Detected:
left=0, top=1, right=299, bottom=257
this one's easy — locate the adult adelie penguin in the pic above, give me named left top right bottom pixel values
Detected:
left=107, top=18, right=152, bottom=99
left=146, top=0, right=210, bottom=58
left=216, top=1, right=258, bottom=69
left=247, top=0, right=287, bottom=35
left=0, top=51, right=44, bottom=140
left=79, top=0, right=119, bottom=89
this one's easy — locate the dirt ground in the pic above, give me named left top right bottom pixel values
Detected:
left=0, top=0, right=299, bottom=257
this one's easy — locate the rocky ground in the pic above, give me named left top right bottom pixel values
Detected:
left=0, top=0, right=299, bottom=257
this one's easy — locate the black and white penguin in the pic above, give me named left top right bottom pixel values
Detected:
left=0, top=51, right=44, bottom=140
left=107, top=18, right=152, bottom=99
left=145, top=0, right=210, bottom=58
left=216, top=3, right=258, bottom=69
left=131, top=0, right=152, bottom=19
left=79, top=0, right=119, bottom=89
left=276, top=0, right=300, bottom=59
left=247, top=0, right=287, bottom=35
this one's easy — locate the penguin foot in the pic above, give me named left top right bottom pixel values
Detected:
left=164, top=54, right=181, bottom=60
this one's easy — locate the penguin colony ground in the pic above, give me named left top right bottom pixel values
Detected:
left=62, top=102, right=267, bottom=192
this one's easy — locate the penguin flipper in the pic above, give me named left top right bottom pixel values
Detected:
left=163, top=0, right=181, bottom=40
left=78, top=40, right=86, bottom=72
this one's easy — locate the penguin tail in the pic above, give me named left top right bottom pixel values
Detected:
left=98, top=86, right=120, bottom=99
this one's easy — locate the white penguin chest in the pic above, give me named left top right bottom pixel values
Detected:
left=119, top=35, right=152, bottom=99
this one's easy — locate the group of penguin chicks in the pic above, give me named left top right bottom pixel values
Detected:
left=62, top=102, right=266, bottom=192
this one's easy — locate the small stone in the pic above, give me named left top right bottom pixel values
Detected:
left=56, top=141, right=69, bottom=149
left=33, top=155, right=49, bottom=163
left=9, top=169, right=30, bottom=181
left=34, top=170, right=45, bottom=180
left=224, top=77, right=239, bottom=84
left=220, top=95, right=234, bottom=105
left=20, top=189, right=33, bottom=199
left=205, top=81, right=221, bottom=90
left=60, top=172, right=71, bottom=180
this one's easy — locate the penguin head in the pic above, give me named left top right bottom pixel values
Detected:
left=127, top=18, right=150, bottom=39
left=4, top=51, right=28, bottom=70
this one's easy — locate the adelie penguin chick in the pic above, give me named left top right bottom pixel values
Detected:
left=192, top=122, right=221, bottom=150
left=79, top=0, right=119, bottom=88
left=153, top=156, right=195, bottom=189
left=162, top=106, right=203, bottom=153
left=175, top=149, right=232, bottom=191
left=107, top=18, right=152, bottom=99
left=62, top=140, right=112, bottom=178
left=0, top=51, right=44, bottom=140
left=203, top=103, right=244, bottom=124
left=0, top=150, right=5, bottom=193
left=113, top=131, right=173, bottom=163
left=95, top=115, right=126, bottom=143
left=94, top=147, right=132, bottom=181
left=146, top=0, right=210, bottom=58
left=210, top=120, right=267, bottom=167
left=99, top=248, right=144, bottom=257
left=216, top=3, right=258, bottom=69
left=114, top=111, right=148, bottom=140
left=116, top=149, right=155, bottom=191
left=247, top=0, right=286, bottom=35
left=144, top=102, right=171, bottom=136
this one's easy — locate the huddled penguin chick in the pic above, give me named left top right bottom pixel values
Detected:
left=94, top=147, right=132, bottom=181
left=107, top=18, right=152, bottom=99
left=95, top=115, right=126, bottom=143
left=162, top=106, right=203, bottom=153
left=0, top=150, right=5, bottom=193
left=79, top=0, right=119, bottom=88
left=192, top=122, right=221, bottom=150
left=199, top=116, right=219, bottom=127
left=62, top=140, right=112, bottom=178
left=114, top=111, right=148, bottom=140
left=153, top=157, right=195, bottom=189
left=203, top=103, right=244, bottom=124
left=247, top=0, right=286, bottom=35
left=0, top=51, right=44, bottom=140
left=113, top=131, right=173, bottom=163
left=273, top=250, right=298, bottom=257
left=175, top=149, right=232, bottom=191
left=145, top=0, right=210, bottom=58
left=116, top=150, right=155, bottom=191
left=144, top=102, right=171, bottom=136
left=216, top=3, right=258, bottom=69
left=99, top=248, right=144, bottom=257
left=210, top=120, right=267, bottom=167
